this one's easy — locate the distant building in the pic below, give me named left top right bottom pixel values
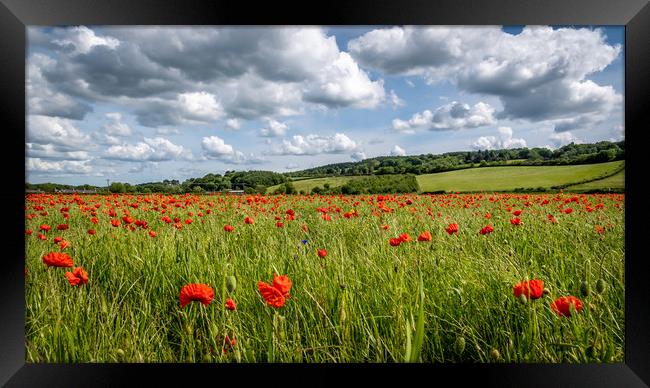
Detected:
left=226, top=190, right=245, bottom=195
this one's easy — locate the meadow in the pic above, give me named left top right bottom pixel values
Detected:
left=24, top=192, right=625, bottom=363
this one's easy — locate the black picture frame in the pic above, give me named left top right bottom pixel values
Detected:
left=1, top=0, right=648, bottom=386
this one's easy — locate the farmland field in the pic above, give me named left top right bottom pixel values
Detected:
left=25, top=192, right=625, bottom=363
left=567, top=169, right=625, bottom=191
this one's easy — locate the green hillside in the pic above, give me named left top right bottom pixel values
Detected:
left=416, top=161, right=624, bottom=193
left=567, top=169, right=624, bottom=191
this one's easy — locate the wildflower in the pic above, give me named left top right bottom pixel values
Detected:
left=273, top=274, right=292, bottom=296
left=563, top=208, right=573, bottom=214
left=399, top=233, right=412, bottom=242
left=40, top=224, right=51, bottom=232
left=318, top=249, right=327, bottom=258
left=225, top=298, right=237, bottom=311
left=87, top=229, right=96, bottom=235
left=57, top=224, right=69, bottom=231
left=224, top=225, right=234, bottom=232
left=26, top=229, right=33, bottom=235
left=64, top=267, right=89, bottom=286
left=381, top=225, right=390, bottom=230
left=389, top=237, right=402, bottom=247
left=148, top=230, right=157, bottom=238
left=111, top=219, right=121, bottom=227
left=595, top=225, right=605, bottom=234
left=301, top=239, right=308, bottom=245
left=276, top=221, right=284, bottom=228
left=37, top=233, right=47, bottom=240
left=179, top=283, right=214, bottom=308
left=58, top=240, right=71, bottom=250
left=550, top=296, right=583, bottom=317
left=258, top=281, right=286, bottom=308
left=513, top=279, right=544, bottom=300
left=42, top=252, right=73, bottom=268
left=446, top=223, right=459, bottom=235
left=510, top=217, right=522, bottom=226
left=244, top=217, right=254, bottom=224
left=417, top=231, right=432, bottom=242
left=479, top=225, right=494, bottom=235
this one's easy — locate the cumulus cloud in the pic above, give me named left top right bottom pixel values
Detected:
left=392, top=101, right=495, bottom=133
left=201, top=135, right=265, bottom=164
left=26, top=158, right=92, bottom=174
left=103, top=112, right=132, bottom=136
left=268, top=133, right=360, bottom=156
left=259, top=119, right=288, bottom=137
left=32, top=26, right=387, bottom=127
left=471, top=126, right=527, bottom=150
left=549, top=131, right=582, bottom=148
left=105, top=137, right=191, bottom=161
left=351, top=151, right=367, bottom=161
left=350, top=26, right=622, bottom=126
left=226, top=118, right=241, bottom=130
left=27, top=115, right=91, bottom=150
left=26, top=143, right=90, bottom=161
left=390, top=145, right=406, bottom=156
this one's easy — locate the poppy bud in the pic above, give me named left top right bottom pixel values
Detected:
left=454, top=337, right=465, bottom=355
left=339, top=307, right=347, bottom=323
left=226, top=276, right=237, bottom=293
left=490, top=348, right=501, bottom=361
left=595, top=279, right=606, bottom=294
left=580, top=281, right=591, bottom=297
left=518, top=294, right=527, bottom=304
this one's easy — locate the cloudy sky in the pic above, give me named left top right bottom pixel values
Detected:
left=26, top=25, right=624, bottom=185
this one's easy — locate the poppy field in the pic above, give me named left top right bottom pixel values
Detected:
left=24, top=192, right=625, bottom=363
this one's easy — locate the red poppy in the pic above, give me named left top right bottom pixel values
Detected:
left=258, top=281, right=286, bottom=308
left=399, top=233, right=412, bottom=242
left=318, top=249, right=327, bottom=258
left=446, top=223, right=459, bottom=235
left=510, top=217, right=522, bottom=226
left=111, top=219, right=121, bottom=227
left=512, top=210, right=522, bottom=216
left=53, top=236, right=63, bottom=244
left=26, top=229, right=33, bottom=235
left=244, top=217, right=254, bottom=224
left=595, top=225, right=605, bottom=234
left=417, top=231, right=432, bottom=242
left=276, top=221, right=284, bottom=228
left=551, top=296, right=583, bottom=317
left=381, top=225, right=390, bottom=230
left=87, top=229, right=96, bottom=235
left=58, top=240, right=71, bottom=250
left=479, top=225, right=494, bottom=235
left=273, top=274, right=292, bottom=296
left=57, top=224, right=69, bottom=231
left=42, top=252, right=73, bottom=268
left=389, top=237, right=402, bottom=247
left=37, top=233, right=47, bottom=240
left=301, top=224, right=309, bottom=232
left=40, top=224, right=51, bottom=232
left=513, top=279, right=544, bottom=300
left=484, top=213, right=492, bottom=219
left=64, top=267, right=89, bottom=286
left=149, top=230, right=157, bottom=238
left=563, top=208, right=573, bottom=214
left=224, top=225, right=234, bottom=232
left=179, top=283, right=214, bottom=308
left=225, top=298, right=237, bottom=311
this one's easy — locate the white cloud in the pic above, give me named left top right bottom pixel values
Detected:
left=201, top=135, right=264, bottom=164
left=26, top=158, right=92, bottom=174
left=103, top=112, right=132, bottom=136
left=226, top=118, right=241, bottom=130
left=549, top=131, right=582, bottom=148
left=26, top=143, right=90, bottom=160
left=390, top=145, right=406, bottom=156
left=392, top=101, right=495, bottom=133
left=104, top=137, right=190, bottom=161
left=27, top=115, right=91, bottom=150
left=259, top=119, right=288, bottom=137
left=268, top=133, right=360, bottom=155
left=389, top=90, right=405, bottom=109
left=177, top=92, right=224, bottom=122
left=51, top=26, right=120, bottom=54
left=350, top=26, right=622, bottom=126
left=471, top=126, right=527, bottom=150
left=351, top=151, right=367, bottom=161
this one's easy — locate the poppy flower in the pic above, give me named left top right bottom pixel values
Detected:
left=57, top=224, right=69, bottom=231
left=42, top=252, right=73, bottom=268
left=53, top=236, right=63, bottom=244
left=58, top=240, right=71, bottom=250
left=512, top=210, right=522, bottom=216
left=318, top=249, right=327, bottom=258
left=64, top=267, right=89, bottom=286
left=595, top=225, right=605, bottom=234
left=111, top=219, right=121, bottom=227
left=563, top=208, right=573, bottom=214
left=37, top=233, right=47, bottom=240
left=446, top=223, right=459, bottom=235
left=273, top=274, right=292, bottom=296
left=381, top=225, right=390, bottom=230
left=91, top=217, right=99, bottom=224
left=87, top=229, right=96, bottom=235
left=484, top=213, right=492, bottom=219
left=389, top=237, right=402, bottom=247
left=399, top=233, right=412, bottom=242
left=148, top=230, right=157, bottom=238
left=224, top=225, right=234, bottom=232
left=417, top=231, right=432, bottom=242
left=179, top=283, right=214, bottom=308
left=510, top=218, right=522, bottom=226
left=258, top=281, right=286, bottom=308
left=276, top=221, right=284, bottom=228
left=25, top=229, right=33, bottom=235
left=244, top=217, right=254, bottom=224
left=40, top=224, right=51, bottom=232
left=479, top=225, right=494, bottom=235
left=550, top=296, right=583, bottom=317
left=301, top=224, right=309, bottom=232
left=225, top=298, right=237, bottom=311
left=513, top=279, right=544, bottom=300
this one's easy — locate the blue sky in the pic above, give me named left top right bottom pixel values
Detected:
left=26, top=26, right=624, bottom=185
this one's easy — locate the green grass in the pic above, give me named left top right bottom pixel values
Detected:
left=567, top=169, right=625, bottom=191
left=268, top=176, right=363, bottom=193
left=25, top=192, right=624, bottom=363
left=416, top=161, right=624, bottom=193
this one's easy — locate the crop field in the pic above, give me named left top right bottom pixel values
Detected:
left=24, top=192, right=625, bottom=363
